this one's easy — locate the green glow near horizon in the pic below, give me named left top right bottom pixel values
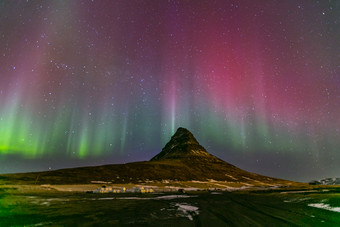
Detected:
left=0, top=92, right=334, bottom=160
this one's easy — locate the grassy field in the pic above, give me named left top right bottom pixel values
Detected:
left=1, top=187, right=340, bottom=226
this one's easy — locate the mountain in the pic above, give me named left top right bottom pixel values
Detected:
left=309, top=178, right=340, bottom=185
left=150, top=127, right=221, bottom=162
left=0, top=127, right=295, bottom=186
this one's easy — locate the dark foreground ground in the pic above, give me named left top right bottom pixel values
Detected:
left=1, top=188, right=340, bottom=226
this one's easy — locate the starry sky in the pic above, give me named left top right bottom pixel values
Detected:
left=0, top=0, right=339, bottom=182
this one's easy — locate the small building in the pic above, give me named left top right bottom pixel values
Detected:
left=94, top=186, right=154, bottom=194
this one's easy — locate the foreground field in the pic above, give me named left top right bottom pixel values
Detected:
left=1, top=186, right=340, bottom=226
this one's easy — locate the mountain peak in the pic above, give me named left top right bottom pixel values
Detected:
left=169, top=127, right=200, bottom=145
left=150, top=127, right=215, bottom=161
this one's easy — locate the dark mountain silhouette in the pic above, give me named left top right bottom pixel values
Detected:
left=151, top=127, right=219, bottom=161
left=0, top=127, right=295, bottom=186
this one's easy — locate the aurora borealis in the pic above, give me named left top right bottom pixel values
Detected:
left=0, top=0, right=339, bottom=181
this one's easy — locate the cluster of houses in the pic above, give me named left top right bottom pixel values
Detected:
left=94, top=186, right=154, bottom=194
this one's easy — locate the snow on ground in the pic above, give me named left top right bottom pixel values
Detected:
left=155, top=195, right=196, bottom=200
left=308, top=203, right=340, bottom=213
left=191, top=180, right=206, bottom=183
left=95, top=195, right=196, bottom=200
left=164, top=186, right=200, bottom=191
left=225, top=174, right=238, bottom=180
left=242, top=176, right=252, bottom=181
left=242, top=183, right=254, bottom=186
left=164, top=186, right=180, bottom=191
left=283, top=197, right=311, bottom=203
left=280, top=190, right=318, bottom=194
left=114, top=197, right=144, bottom=200
left=27, top=197, right=70, bottom=206
left=175, top=203, right=199, bottom=221
left=208, top=182, right=233, bottom=188
left=225, top=186, right=251, bottom=191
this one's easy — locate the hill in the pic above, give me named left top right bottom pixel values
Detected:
left=309, top=177, right=340, bottom=185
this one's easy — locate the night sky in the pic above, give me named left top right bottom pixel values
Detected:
left=0, top=0, right=339, bottom=182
